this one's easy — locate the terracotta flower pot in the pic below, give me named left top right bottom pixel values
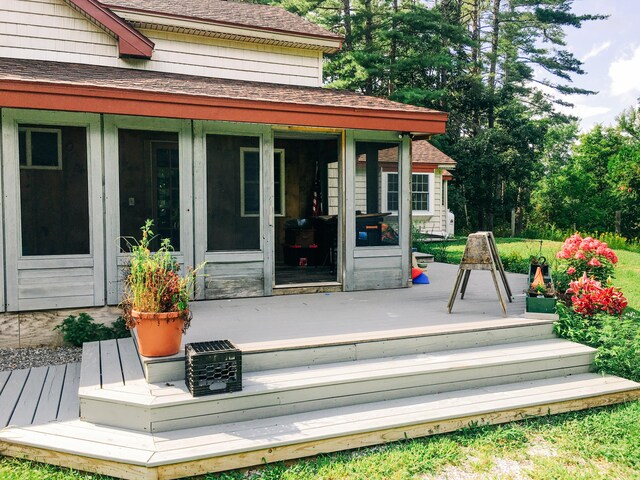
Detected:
left=131, top=309, right=186, bottom=357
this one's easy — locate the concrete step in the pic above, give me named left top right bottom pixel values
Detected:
left=141, top=317, right=557, bottom=383
left=80, top=338, right=595, bottom=432
left=5, top=373, right=640, bottom=480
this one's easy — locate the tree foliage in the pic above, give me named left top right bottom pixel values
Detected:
left=532, top=105, right=640, bottom=238
left=266, top=0, right=609, bottom=234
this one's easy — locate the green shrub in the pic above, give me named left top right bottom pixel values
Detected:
left=499, top=251, right=529, bottom=274
left=54, top=313, right=131, bottom=347
left=520, top=225, right=640, bottom=254
left=417, top=241, right=451, bottom=263
left=554, top=304, right=640, bottom=382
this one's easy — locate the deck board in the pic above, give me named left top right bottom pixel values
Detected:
left=0, top=370, right=10, bottom=393
left=33, top=364, right=67, bottom=425
left=0, top=369, right=29, bottom=427
left=116, top=338, right=150, bottom=395
left=79, top=342, right=100, bottom=392
left=100, top=340, right=124, bottom=389
left=58, top=363, right=81, bottom=422
left=9, top=366, right=48, bottom=427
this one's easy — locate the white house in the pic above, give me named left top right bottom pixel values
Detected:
left=0, top=0, right=449, bottom=323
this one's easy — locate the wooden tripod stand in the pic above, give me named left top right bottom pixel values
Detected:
left=447, top=232, right=513, bottom=317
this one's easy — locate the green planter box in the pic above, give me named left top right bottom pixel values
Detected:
left=526, top=295, right=557, bottom=314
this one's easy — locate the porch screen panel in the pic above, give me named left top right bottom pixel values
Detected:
left=19, top=125, right=90, bottom=255
left=354, top=142, right=400, bottom=247
left=118, top=130, right=180, bottom=251
left=207, top=134, right=261, bottom=251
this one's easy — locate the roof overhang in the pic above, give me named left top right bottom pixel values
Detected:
left=63, top=0, right=154, bottom=58
left=112, top=9, right=342, bottom=53
left=0, top=80, right=447, bottom=134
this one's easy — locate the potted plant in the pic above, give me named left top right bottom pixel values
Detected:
left=526, top=266, right=557, bottom=314
left=121, top=220, right=200, bottom=357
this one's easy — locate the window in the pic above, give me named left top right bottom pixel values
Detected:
left=355, top=141, right=400, bottom=247
left=118, top=130, right=180, bottom=251
left=207, top=135, right=260, bottom=251
left=19, top=125, right=89, bottom=255
left=383, top=172, right=433, bottom=215
left=19, top=128, right=62, bottom=169
left=273, top=149, right=285, bottom=216
left=241, top=148, right=260, bottom=217
left=411, top=173, right=431, bottom=213
left=241, top=148, right=285, bottom=217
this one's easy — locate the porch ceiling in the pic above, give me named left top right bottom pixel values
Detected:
left=0, top=58, right=448, bottom=134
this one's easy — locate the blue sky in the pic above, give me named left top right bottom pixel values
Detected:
left=552, top=0, right=640, bottom=130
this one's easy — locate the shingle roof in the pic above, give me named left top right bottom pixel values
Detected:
left=412, top=140, right=456, bottom=166
left=102, top=0, right=342, bottom=41
left=0, top=58, right=442, bottom=115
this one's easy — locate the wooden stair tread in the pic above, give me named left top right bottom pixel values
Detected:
left=3, top=373, right=638, bottom=468
left=81, top=339, right=594, bottom=407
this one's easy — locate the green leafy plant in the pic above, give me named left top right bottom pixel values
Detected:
left=417, top=241, right=450, bottom=263
left=554, top=304, right=640, bottom=382
left=121, top=220, right=202, bottom=330
left=54, top=313, right=131, bottom=347
left=500, top=251, right=529, bottom=274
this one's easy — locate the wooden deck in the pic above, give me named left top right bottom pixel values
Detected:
left=0, top=363, right=80, bottom=428
left=1, top=263, right=639, bottom=479
left=2, top=373, right=639, bottom=480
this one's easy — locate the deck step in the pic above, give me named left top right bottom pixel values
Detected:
left=142, top=317, right=556, bottom=383
left=4, top=373, right=640, bottom=480
left=80, top=338, right=595, bottom=432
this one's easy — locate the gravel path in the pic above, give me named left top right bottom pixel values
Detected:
left=0, top=346, right=82, bottom=371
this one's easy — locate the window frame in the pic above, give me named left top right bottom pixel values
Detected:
left=382, top=171, right=434, bottom=215
left=18, top=127, right=63, bottom=170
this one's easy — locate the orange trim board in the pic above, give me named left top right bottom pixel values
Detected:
left=0, top=81, right=448, bottom=134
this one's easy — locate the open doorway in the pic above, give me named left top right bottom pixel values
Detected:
left=274, top=135, right=340, bottom=286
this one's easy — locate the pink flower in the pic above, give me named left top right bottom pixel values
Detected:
left=567, top=267, right=576, bottom=275
left=574, top=251, right=586, bottom=260
left=587, top=258, right=602, bottom=267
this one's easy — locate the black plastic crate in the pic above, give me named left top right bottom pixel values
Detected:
left=185, top=340, right=242, bottom=397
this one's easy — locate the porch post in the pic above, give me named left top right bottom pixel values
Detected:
left=400, top=134, right=411, bottom=286
left=262, top=125, right=274, bottom=296
left=193, top=120, right=206, bottom=299
left=343, top=130, right=356, bottom=291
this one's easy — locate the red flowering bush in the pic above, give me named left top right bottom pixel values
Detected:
left=556, top=233, right=617, bottom=284
left=566, top=273, right=628, bottom=317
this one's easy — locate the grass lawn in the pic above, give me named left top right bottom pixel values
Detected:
left=2, top=237, right=639, bottom=480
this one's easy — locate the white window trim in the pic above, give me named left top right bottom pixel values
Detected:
left=19, top=127, right=63, bottom=170
left=381, top=171, right=399, bottom=214
left=411, top=172, right=434, bottom=216
left=273, top=149, right=285, bottom=217
left=382, top=171, right=434, bottom=215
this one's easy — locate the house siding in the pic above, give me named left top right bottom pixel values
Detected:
left=142, top=31, right=323, bottom=87
left=0, top=0, right=119, bottom=63
left=0, top=0, right=323, bottom=87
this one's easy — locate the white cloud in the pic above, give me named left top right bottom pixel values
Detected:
left=582, top=41, right=612, bottom=62
left=568, top=104, right=611, bottom=119
left=609, top=45, right=640, bottom=96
